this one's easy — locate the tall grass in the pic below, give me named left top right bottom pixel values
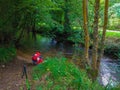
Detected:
left=32, top=57, right=106, bottom=90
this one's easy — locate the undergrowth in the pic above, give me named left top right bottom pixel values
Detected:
left=104, top=39, right=120, bottom=59
left=0, top=46, right=16, bottom=63
left=32, top=57, right=106, bottom=90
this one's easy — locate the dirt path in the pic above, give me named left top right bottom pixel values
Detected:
left=0, top=50, right=35, bottom=90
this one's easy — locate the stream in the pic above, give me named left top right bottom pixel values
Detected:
left=26, top=37, right=120, bottom=87
left=99, top=58, right=120, bottom=86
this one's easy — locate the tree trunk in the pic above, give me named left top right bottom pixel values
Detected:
left=98, top=0, right=109, bottom=67
left=92, top=0, right=100, bottom=70
left=83, top=0, right=90, bottom=66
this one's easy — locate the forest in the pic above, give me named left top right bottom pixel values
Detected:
left=0, top=0, right=120, bottom=90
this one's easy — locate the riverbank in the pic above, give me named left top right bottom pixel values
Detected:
left=0, top=50, right=120, bottom=89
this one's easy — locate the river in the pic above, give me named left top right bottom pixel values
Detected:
left=99, top=58, right=120, bottom=87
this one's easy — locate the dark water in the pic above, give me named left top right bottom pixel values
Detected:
left=31, top=37, right=120, bottom=87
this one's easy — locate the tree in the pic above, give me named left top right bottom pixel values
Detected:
left=83, top=0, right=90, bottom=66
left=98, top=0, right=109, bottom=66
left=49, top=0, right=83, bottom=43
left=92, top=0, right=100, bottom=70
left=2, top=0, right=54, bottom=46
left=0, top=0, right=15, bottom=45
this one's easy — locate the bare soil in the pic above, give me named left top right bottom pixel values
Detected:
left=0, top=50, right=35, bottom=90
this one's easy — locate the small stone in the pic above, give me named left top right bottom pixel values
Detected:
left=2, top=65, right=5, bottom=68
left=15, top=84, right=19, bottom=87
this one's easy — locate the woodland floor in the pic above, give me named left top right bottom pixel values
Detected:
left=0, top=49, right=58, bottom=90
left=0, top=50, right=35, bottom=90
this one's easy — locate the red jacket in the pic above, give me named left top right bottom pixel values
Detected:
left=32, top=52, right=41, bottom=61
left=32, top=52, right=43, bottom=64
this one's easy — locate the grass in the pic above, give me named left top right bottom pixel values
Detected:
left=106, top=31, right=120, bottom=38
left=99, top=29, right=120, bottom=38
left=32, top=57, right=109, bottom=90
left=32, top=57, right=120, bottom=90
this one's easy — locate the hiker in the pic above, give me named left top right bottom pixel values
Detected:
left=32, top=51, right=43, bottom=65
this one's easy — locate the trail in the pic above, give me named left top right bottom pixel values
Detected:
left=0, top=50, right=35, bottom=90
left=0, top=48, right=64, bottom=90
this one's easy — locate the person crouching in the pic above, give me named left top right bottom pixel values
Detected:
left=32, top=52, right=43, bottom=65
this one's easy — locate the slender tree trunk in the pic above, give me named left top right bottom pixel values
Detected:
left=92, top=0, right=100, bottom=70
left=83, top=0, right=90, bottom=66
left=98, top=0, right=109, bottom=66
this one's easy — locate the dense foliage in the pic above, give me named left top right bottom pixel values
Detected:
left=0, top=0, right=119, bottom=45
left=108, top=3, right=120, bottom=30
left=0, top=46, right=16, bottom=63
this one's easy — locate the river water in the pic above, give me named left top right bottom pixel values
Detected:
left=99, top=58, right=120, bottom=86
left=26, top=37, right=120, bottom=87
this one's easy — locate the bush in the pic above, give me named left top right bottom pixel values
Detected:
left=32, top=57, right=105, bottom=90
left=0, top=46, right=16, bottom=63
left=104, top=39, right=120, bottom=59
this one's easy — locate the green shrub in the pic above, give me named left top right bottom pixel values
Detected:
left=104, top=39, right=120, bottom=59
left=0, top=46, right=16, bottom=63
left=32, top=57, right=105, bottom=90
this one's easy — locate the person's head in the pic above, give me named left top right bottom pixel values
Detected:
left=36, top=51, right=41, bottom=55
